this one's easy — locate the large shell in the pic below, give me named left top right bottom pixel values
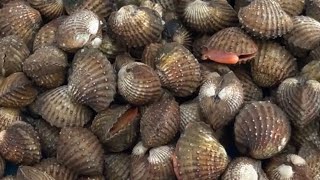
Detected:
left=0, top=107, right=23, bottom=132
left=0, top=36, right=30, bottom=77
left=301, top=60, right=320, bottom=81
left=0, top=121, right=41, bottom=165
left=27, top=0, right=64, bottom=19
left=251, top=41, right=297, bottom=87
left=68, top=48, right=116, bottom=112
left=23, top=46, right=68, bottom=89
left=63, top=0, right=112, bottom=18
left=155, top=43, right=201, bottom=97
left=90, top=105, right=140, bottom=152
left=199, top=72, right=244, bottom=130
left=99, top=34, right=126, bottom=60
left=173, top=121, right=229, bottom=179
left=118, top=62, right=162, bottom=105
left=277, top=77, right=320, bottom=128
left=298, top=145, right=320, bottom=179
left=108, top=5, right=164, bottom=47
left=34, top=86, right=93, bottom=128
left=57, top=127, right=104, bottom=176
left=179, top=98, right=203, bottom=132
left=234, top=101, right=291, bottom=159
left=292, top=120, right=320, bottom=150
left=104, top=153, right=130, bottom=180
left=16, top=166, right=55, bottom=180
left=238, top=0, right=293, bottom=38
left=0, top=72, right=38, bottom=108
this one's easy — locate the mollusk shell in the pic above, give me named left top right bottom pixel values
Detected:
left=179, top=98, right=203, bottom=132
left=0, top=107, right=22, bottom=132
left=114, top=53, right=136, bottom=72
left=63, top=0, right=112, bottom=18
left=98, top=34, right=126, bottom=60
left=152, top=0, right=176, bottom=11
left=162, top=19, right=192, bottom=48
left=301, top=60, right=320, bottom=82
left=298, top=145, right=320, bottom=179
left=78, top=175, right=105, bottom=180
left=292, top=120, right=320, bottom=150
left=104, top=153, right=130, bottom=180
left=274, top=0, right=305, bottom=16
left=16, top=166, right=55, bottom=180
left=27, top=0, right=64, bottom=19
left=0, top=156, right=4, bottom=178
left=1, top=176, right=15, bottom=180
left=192, top=34, right=210, bottom=59
left=141, top=43, right=162, bottom=69
left=140, top=0, right=163, bottom=18
left=306, top=0, right=320, bottom=22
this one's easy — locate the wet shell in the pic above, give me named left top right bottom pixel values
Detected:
left=16, top=166, right=55, bottom=180
left=274, top=0, right=305, bottom=16
left=140, top=0, right=163, bottom=17
left=98, top=34, right=126, bottom=60
left=234, top=101, right=291, bottom=159
left=179, top=98, right=203, bottom=132
left=0, top=121, right=41, bottom=165
left=27, top=0, right=64, bottom=19
left=277, top=77, right=320, bottom=128
left=57, top=127, right=104, bottom=176
left=34, top=86, right=93, bottom=128
left=68, top=48, right=116, bottom=112
left=298, top=145, right=320, bottom=179
left=140, top=96, right=180, bottom=148
left=251, top=41, right=297, bottom=87
left=0, top=72, right=38, bottom=108
left=63, top=0, right=112, bottom=18
left=141, top=43, right=162, bottom=69
left=173, top=121, right=229, bottom=179
left=118, top=62, right=162, bottom=105
left=0, top=1, right=42, bottom=47
left=0, top=36, right=30, bottom=77
left=222, top=157, right=268, bottom=180
left=90, top=105, right=140, bottom=152
left=152, top=0, right=176, bottom=11
left=179, top=0, right=238, bottom=33
left=306, top=0, right=320, bottom=22
left=301, top=60, right=320, bottom=81
left=162, top=19, right=192, bottom=48
left=0, top=107, right=22, bottom=132
left=238, top=0, right=293, bottom=38
left=265, top=154, right=312, bottom=180
left=108, top=5, right=164, bottom=47
left=199, top=72, right=244, bottom=130
left=23, top=46, right=68, bottom=89
left=56, top=10, right=101, bottom=52
left=131, top=143, right=176, bottom=180
left=104, top=153, right=130, bottom=180
left=114, top=53, right=136, bottom=72
left=292, top=120, right=320, bottom=150
left=155, top=43, right=201, bottom=97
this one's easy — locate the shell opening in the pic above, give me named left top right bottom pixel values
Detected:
left=110, top=107, right=138, bottom=135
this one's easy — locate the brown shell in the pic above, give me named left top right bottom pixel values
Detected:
left=0, top=107, right=23, bottom=132
left=34, top=86, right=93, bottom=128
left=23, top=46, right=68, bottom=89
left=0, top=1, right=42, bottom=47
left=118, top=62, right=162, bottom=105
left=155, top=43, right=201, bottom=97
left=108, top=5, right=164, bottom=47
left=238, top=0, right=293, bottom=38
left=274, top=0, right=305, bottom=16
left=179, top=98, right=203, bottom=132
left=251, top=41, right=297, bottom=87
left=307, top=46, right=320, bottom=61
left=0, top=72, right=38, bottom=108
left=301, top=60, right=320, bottom=82
left=192, top=34, right=210, bottom=59
left=90, top=105, right=140, bottom=152
left=140, top=96, right=180, bottom=148
left=298, top=145, right=320, bottom=179
left=0, top=121, right=41, bottom=165
left=27, top=0, right=64, bottom=19
left=174, top=121, right=229, bottom=179
left=98, top=34, right=126, bottom=60
left=0, top=36, right=30, bottom=77
left=265, top=154, right=313, bottom=180
left=63, top=0, right=112, bottom=18
left=68, top=48, right=116, bottom=112
left=114, top=53, right=136, bottom=72
left=0, top=156, right=5, bottom=178
left=306, top=0, right=320, bottom=22
left=104, top=153, right=130, bottom=180
left=16, top=166, right=55, bottom=180
left=140, top=0, right=163, bottom=17
left=292, top=120, right=320, bottom=150
left=162, top=19, right=192, bottom=48
left=141, top=43, right=162, bottom=69
left=78, top=175, right=105, bottom=180
left=57, top=127, right=104, bottom=176
left=277, top=77, right=320, bottom=128
left=178, top=0, right=238, bottom=33
left=203, top=27, right=258, bottom=63
left=199, top=72, right=244, bottom=130
left=234, top=0, right=253, bottom=12
left=234, top=101, right=291, bottom=159
left=0, top=176, right=15, bottom=180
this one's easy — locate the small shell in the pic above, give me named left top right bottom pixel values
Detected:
left=57, top=127, right=104, bottom=176
left=141, top=43, right=162, bottom=69
left=0, top=36, right=30, bottom=77
left=140, top=0, right=163, bottom=17
left=274, top=0, right=305, bottom=16
left=108, top=5, right=164, bottom=47
left=34, top=86, right=93, bottom=128
left=306, top=0, right=320, bottom=22
left=16, top=166, right=55, bottom=180
left=162, top=19, right=192, bottom=48
left=114, top=53, right=136, bottom=72
left=199, top=72, right=244, bottom=130
left=155, top=43, right=201, bottom=97
left=0, top=121, right=41, bottom=165
left=0, top=156, right=5, bottom=178
left=0, top=72, right=38, bottom=108
left=26, top=0, right=64, bottom=19
left=23, top=46, right=68, bottom=89
left=63, top=0, right=112, bottom=18
left=251, top=41, right=297, bottom=87
left=118, top=62, right=162, bottom=105
left=179, top=98, right=203, bottom=132
left=238, top=0, right=293, bottom=38
left=301, top=60, right=320, bottom=81
left=234, top=101, right=291, bottom=159
left=152, top=0, right=176, bottom=11
left=0, top=107, right=23, bottom=132
left=1, top=176, right=15, bottom=180
left=298, top=145, right=320, bottom=179
left=68, top=48, right=116, bottom=112
left=78, top=175, right=105, bottom=180
left=104, top=153, right=130, bottom=180
left=99, top=34, right=126, bottom=60
left=292, top=120, right=320, bottom=150
left=173, top=121, right=229, bottom=179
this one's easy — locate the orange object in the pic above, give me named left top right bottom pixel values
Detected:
left=201, top=49, right=239, bottom=64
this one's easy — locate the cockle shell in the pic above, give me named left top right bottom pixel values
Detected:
left=192, top=34, right=210, bottom=59
left=63, top=0, right=112, bottom=18
left=16, top=166, right=55, bottom=180
left=114, top=53, right=136, bottom=72
left=298, top=145, right=320, bottom=179
left=179, top=98, right=203, bottom=132
left=104, top=153, right=130, bottom=180
left=274, top=0, right=305, bottom=16
left=26, top=0, right=64, bottom=19
left=140, top=0, right=163, bottom=17
left=306, top=0, right=320, bottom=22
left=78, top=175, right=105, bottom=180
left=152, top=0, right=176, bottom=11
left=0, top=107, right=22, bottom=132
left=301, top=60, right=320, bottom=82
left=1, top=176, right=15, bottom=180
left=98, top=34, right=126, bottom=60
left=141, top=43, right=162, bottom=69
left=162, top=19, right=192, bottom=48
left=292, top=120, right=320, bottom=150
left=0, top=156, right=5, bottom=178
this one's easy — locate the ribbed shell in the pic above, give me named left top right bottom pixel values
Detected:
left=152, top=0, right=176, bottom=11
left=199, top=72, right=244, bottom=130
left=57, top=127, right=104, bottom=176
left=108, top=5, right=164, bottom=47
left=68, top=48, right=116, bottom=112
left=308, top=46, right=320, bottom=61
left=251, top=41, right=297, bottom=87
left=1, top=176, right=15, bottom=180
left=16, top=166, right=55, bottom=180
left=301, top=60, right=320, bottom=81
left=104, top=153, right=130, bottom=180
left=179, top=98, right=203, bottom=132
left=274, top=0, right=305, bottom=16
left=277, top=77, right=320, bottom=128
left=174, top=121, right=229, bottom=179
left=306, top=0, right=320, bottom=22
left=23, top=46, right=68, bottom=89
left=90, top=105, right=140, bottom=152
left=0, top=121, right=41, bottom=165
left=155, top=43, right=201, bottom=97
left=78, top=175, right=105, bottom=180
left=34, top=86, right=93, bottom=128
left=63, top=0, right=112, bottom=18
left=0, top=72, right=38, bottom=107
left=238, top=0, right=293, bottom=38
left=141, top=43, right=162, bottom=69
left=27, top=0, right=64, bottom=19
left=292, top=120, right=320, bottom=150
left=0, top=1, right=42, bottom=47
left=140, top=0, right=163, bottom=17
left=203, top=27, right=258, bottom=63
left=0, top=36, right=30, bottom=77
left=114, top=53, right=136, bottom=72
left=162, top=19, right=192, bottom=48
left=98, top=34, right=126, bottom=60
left=140, top=96, right=180, bottom=148
left=298, top=145, right=320, bottom=179
left=0, top=107, right=22, bottom=132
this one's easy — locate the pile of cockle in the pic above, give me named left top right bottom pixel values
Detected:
left=0, top=0, right=319, bottom=179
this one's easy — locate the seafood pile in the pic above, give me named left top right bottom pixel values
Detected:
left=0, top=0, right=320, bottom=179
